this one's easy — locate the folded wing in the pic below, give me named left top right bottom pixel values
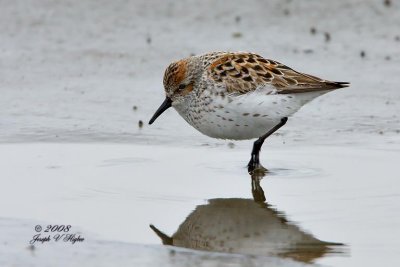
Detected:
left=207, top=52, right=349, bottom=95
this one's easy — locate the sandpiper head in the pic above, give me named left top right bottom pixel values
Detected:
left=149, top=57, right=198, bottom=125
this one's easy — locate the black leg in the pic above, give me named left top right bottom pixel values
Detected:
left=248, top=117, right=288, bottom=174
left=251, top=174, right=266, bottom=203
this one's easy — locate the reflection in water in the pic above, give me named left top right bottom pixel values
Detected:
left=150, top=175, right=343, bottom=263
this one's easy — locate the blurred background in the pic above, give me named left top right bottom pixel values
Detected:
left=1, top=0, right=399, bottom=146
left=1, top=1, right=400, bottom=267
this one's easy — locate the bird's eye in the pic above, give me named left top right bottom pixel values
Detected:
left=178, top=84, right=186, bottom=90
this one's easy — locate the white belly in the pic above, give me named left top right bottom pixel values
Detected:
left=175, top=90, right=326, bottom=140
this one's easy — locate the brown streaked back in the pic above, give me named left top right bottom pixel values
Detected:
left=207, top=52, right=349, bottom=94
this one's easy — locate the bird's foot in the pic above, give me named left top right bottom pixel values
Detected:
left=247, top=159, right=268, bottom=176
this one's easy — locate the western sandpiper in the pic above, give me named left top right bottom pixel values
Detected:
left=149, top=52, right=349, bottom=173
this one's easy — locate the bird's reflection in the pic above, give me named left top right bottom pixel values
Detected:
left=150, top=174, right=343, bottom=263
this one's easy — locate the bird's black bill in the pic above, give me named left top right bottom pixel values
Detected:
left=148, top=97, right=172, bottom=125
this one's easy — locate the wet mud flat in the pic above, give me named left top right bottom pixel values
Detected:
left=1, top=0, right=399, bottom=266
left=0, top=143, right=399, bottom=266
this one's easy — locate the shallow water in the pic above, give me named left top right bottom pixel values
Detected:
left=1, top=0, right=400, bottom=265
left=1, top=143, right=399, bottom=266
